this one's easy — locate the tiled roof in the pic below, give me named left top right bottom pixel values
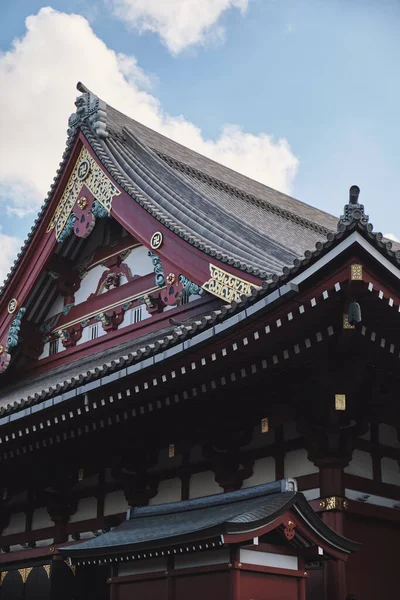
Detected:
left=60, top=480, right=359, bottom=559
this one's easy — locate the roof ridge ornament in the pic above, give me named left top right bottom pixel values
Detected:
left=338, top=185, right=369, bottom=229
left=68, top=82, right=108, bottom=139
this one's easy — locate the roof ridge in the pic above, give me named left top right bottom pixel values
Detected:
left=128, top=480, right=297, bottom=519
left=155, top=150, right=333, bottom=237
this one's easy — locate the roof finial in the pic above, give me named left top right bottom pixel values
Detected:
left=67, top=82, right=108, bottom=140
left=349, top=185, right=360, bottom=205
left=338, top=185, right=369, bottom=229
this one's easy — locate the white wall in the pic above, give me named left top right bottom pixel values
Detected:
left=3, top=512, right=26, bottom=535
left=242, top=457, right=275, bottom=488
left=379, top=424, right=400, bottom=448
left=104, top=490, right=128, bottom=516
left=123, top=246, right=153, bottom=277
left=284, top=449, right=318, bottom=478
left=381, top=457, right=400, bottom=486
left=344, top=450, right=373, bottom=480
left=31, top=507, right=52, bottom=530
left=69, top=497, right=97, bottom=523
left=189, top=471, right=223, bottom=499
left=74, top=265, right=108, bottom=305
left=149, top=479, right=181, bottom=505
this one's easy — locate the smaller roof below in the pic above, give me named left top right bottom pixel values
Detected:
left=61, top=480, right=359, bottom=560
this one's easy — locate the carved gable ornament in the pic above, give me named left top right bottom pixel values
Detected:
left=46, top=146, right=121, bottom=242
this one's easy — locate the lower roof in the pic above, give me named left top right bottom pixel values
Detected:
left=61, top=480, right=359, bottom=560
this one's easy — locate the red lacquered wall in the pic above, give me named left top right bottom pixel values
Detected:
left=345, top=515, right=400, bottom=597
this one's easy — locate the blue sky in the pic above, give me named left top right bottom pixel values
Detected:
left=0, top=0, right=399, bottom=276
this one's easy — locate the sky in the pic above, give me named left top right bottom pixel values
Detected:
left=0, top=0, right=400, bottom=281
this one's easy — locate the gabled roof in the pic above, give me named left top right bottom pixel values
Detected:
left=0, top=83, right=340, bottom=298
left=60, top=479, right=359, bottom=561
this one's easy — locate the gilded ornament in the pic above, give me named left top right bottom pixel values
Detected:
left=18, top=567, right=32, bottom=584
left=46, top=146, right=120, bottom=241
left=166, top=273, right=176, bottom=285
left=343, top=314, right=355, bottom=330
left=261, top=417, right=269, bottom=433
left=335, top=394, right=346, bottom=411
left=64, top=560, right=76, bottom=576
left=0, top=571, right=8, bottom=585
left=0, top=344, right=3, bottom=355
left=150, top=231, right=163, bottom=250
left=319, top=496, right=348, bottom=511
left=77, top=196, right=88, bottom=210
left=43, top=565, right=51, bottom=578
left=7, top=298, right=18, bottom=314
left=202, top=264, right=259, bottom=303
left=168, top=444, right=175, bottom=458
left=351, top=264, right=363, bottom=281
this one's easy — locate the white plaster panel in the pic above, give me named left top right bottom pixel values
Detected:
left=74, top=265, right=108, bottom=305
left=69, top=497, right=97, bottom=523
left=77, top=322, right=106, bottom=345
left=175, top=549, right=230, bottom=569
left=345, top=488, right=400, bottom=509
left=46, top=295, right=64, bottom=319
left=32, top=507, right=52, bottom=530
left=125, top=305, right=151, bottom=326
left=149, top=478, right=181, bottom=505
left=124, top=246, right=153, bottom=277
left=104, top=490, right=128, bottom=516
left=283, top=421, right=301, bottom=441
left=301, top=488, right=321, bottom=501
left=284, top=449, right=318, bottom=478
left=344, top=450, right=373, bottom=480
left=379, top=424, right=400, bottom=448
left=189, top=471, right=223, bottom=499
left=242, top=457, right=275, bottom=489
left=381, top=457, right=400, bottom=486
left=3, top=512, right=26, bottom=535
left=240, top=549, right=298, bottom=570
left=119, top=558, right=167, bottom=576
left=35, top=538, right=54, bottom=548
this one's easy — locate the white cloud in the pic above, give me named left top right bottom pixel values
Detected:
left=107, top=0, right=248, bottom=54
left=0, top=7, right=298, bottom=223
left=0, top=229, right=22, bottom=284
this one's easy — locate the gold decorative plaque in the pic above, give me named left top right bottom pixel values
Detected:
left=7, top=298, right=18, bottom=314
left=319, top=496, right=349, bottom=511
left=202, top=264, right=259, bottom=303
left=335, top=394, right=346, bottom=411
left=350, top=264, right=363, bottom=280
left=261, top=417, right=269, bottom=433
left=43, top=565, right=51, bottom=579
left=46, top=146, right=121, bottom=241
left=18, top=567, right=32, bottom=584
left=168, top=443, right=175, bottom=458
left=150, top=231, right=163, bottom=250
left=0, top=572, right=8, bottom=585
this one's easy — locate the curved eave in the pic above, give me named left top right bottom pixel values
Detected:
left=1, top=221, right=400, bottom=419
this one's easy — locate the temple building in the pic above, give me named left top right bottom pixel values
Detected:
left=0, top=82, right=399, bottom=599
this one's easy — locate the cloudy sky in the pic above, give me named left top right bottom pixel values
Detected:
left=0, top=0, right=399, bottom=280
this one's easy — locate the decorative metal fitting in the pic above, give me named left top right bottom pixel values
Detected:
left=7, top=298, right=18, bottom=314
left=150, top=231, right=163, bottom=250
left=0, top=344, right=4, bottom=355
left=168, top=444, right=175, bottom=458
left=166, top=273, right=176, bottom=285
left=261, top=417, right=269, bottom=433
left=77, top=196, right=88, bottom=210
left=319, top=496, right=349, bottom=511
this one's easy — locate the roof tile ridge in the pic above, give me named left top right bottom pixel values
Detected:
left=155, top=150, right=333, bottom=237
